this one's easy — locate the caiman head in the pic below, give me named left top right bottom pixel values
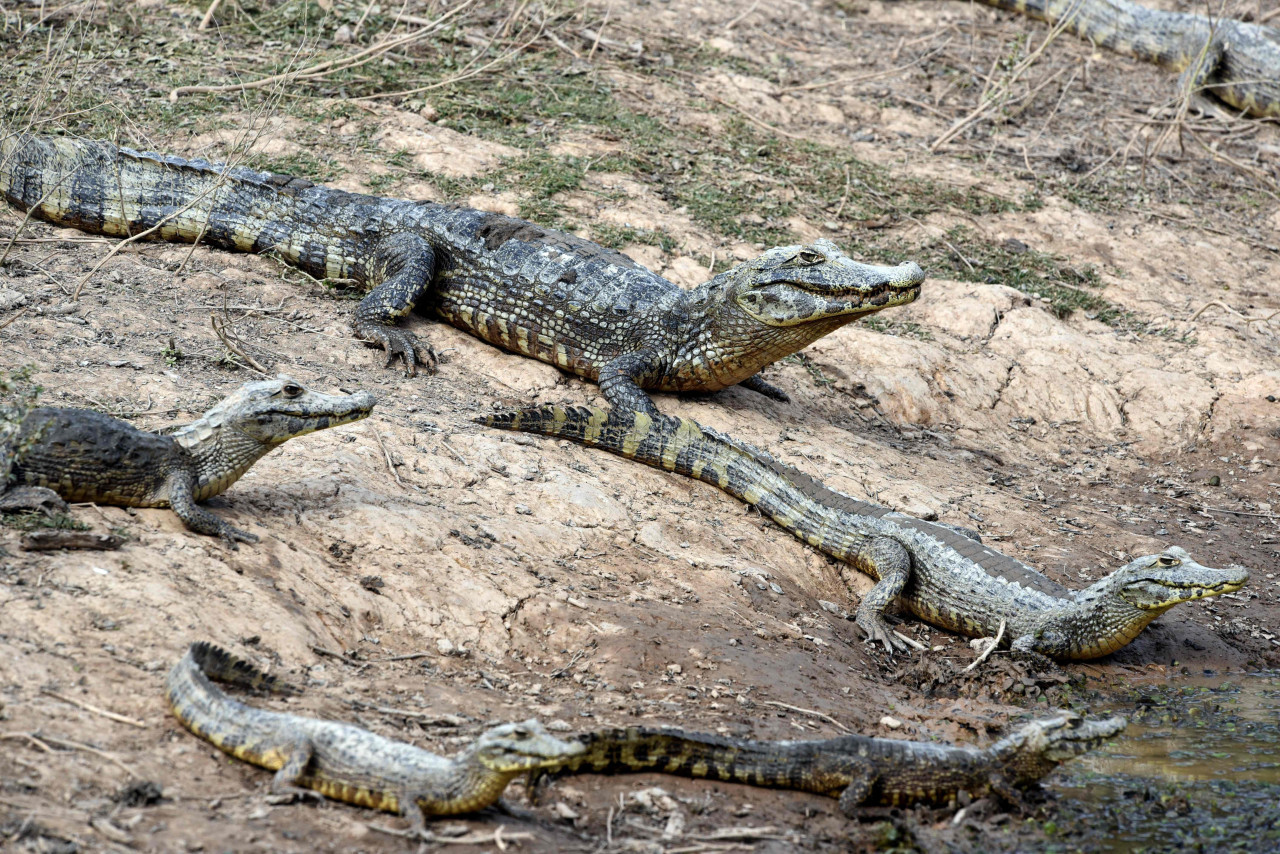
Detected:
left=1059, top=547, right=1251, bottom=658
left=471, top=719, right=586, bottom=773
left=686, top=239, right=924, bottom=388
left=427, top=719, right=585, bottom=816
left=171, top=375, right=376, bottom=499
left=993, top=712, right=1126, bottom=788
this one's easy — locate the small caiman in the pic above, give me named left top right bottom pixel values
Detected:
left=165, top=641, right=585, bottom=826
left=479, top=405, right=1250, bottom=659
left=3, top=376, right=373, bottom=545
left=0, top=134, right=925, bottom=415
left=535, top=713, right=1125, bottom=812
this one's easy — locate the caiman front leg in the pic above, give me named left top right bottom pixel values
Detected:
left=165, top=471, right=258, bottom=548
left=737, top=373, right=791, bottom=403
left=598, top=350, right=667, bottom=417
left=353, top=233, right=439, bottom=377
left=846, top=536, right=913, bottom=652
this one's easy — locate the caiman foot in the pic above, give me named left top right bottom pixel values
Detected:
left=357, top=325, right=437, bottom=378
left=219, top=524, right=259, bottom=550
left=737, top=373, right=791, bottom=403
left=855, top=611, right=910, bottom=654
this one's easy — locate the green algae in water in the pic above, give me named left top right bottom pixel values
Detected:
left=1049, top=673, right=1280, bottom=853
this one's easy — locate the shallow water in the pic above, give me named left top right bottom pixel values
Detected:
left=1047, top=672, right=1280, bottom=853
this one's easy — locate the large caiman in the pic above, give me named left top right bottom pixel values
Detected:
left=479, top=405, right=1250, bottom=660
left=0, top=134, right=924, bottom=416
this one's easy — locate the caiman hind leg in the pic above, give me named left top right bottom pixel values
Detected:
left=736, top=373, right=791, bottom=403
left=166, top=471, right=258, bottom=548
left=845, top=536, right=913, bottom=653
left=353, top=233, right=439, bottom=377
left=598, top=350, right=668, bottom=417
left=833, top=756, right=878, bottom=816
left=266, top=736, right=327, bottom=805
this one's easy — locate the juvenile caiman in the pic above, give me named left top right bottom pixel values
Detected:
left=165, top=641, right=585, bottom=826
left=2, top=376, right=374, bottom=545
left=535, top=713, right=1125, bottom=812
left=971, top=0, right=1280, bottom=118
left=0, top=134, right=925, bottom=416
left=480, top=406, right=1251, bottom=659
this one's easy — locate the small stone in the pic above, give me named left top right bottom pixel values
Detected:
left=823, top=220, right=840, bottom=231
left=418, top=103, right=440, bottom=122
left=334, top=24, right=355, bottom=43
left=546, top=719, right=572, bottom=732
left=514, top=504, right=532, bottom=515
left=666, top=663, right=682, bottom=675
left=879, top=716, right=903, bottom=729
left=553, top=802, right=580, bottom=821
left=435, top=638, right=455, bottom=656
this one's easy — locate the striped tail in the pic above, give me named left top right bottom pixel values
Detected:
left=184, top=641, right=298, bottom=694
left=477, top=405, right=856, bottom=561
left=0, top=134, right=331, bottom=276
left=546, top=727, right=841, bottom=797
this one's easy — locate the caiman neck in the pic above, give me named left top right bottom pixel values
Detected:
left=1045, top=576, right=1168, bottom=659
left=682, top=283, right=856, bottom=389
left=172, top=424, right=276, bottom=501
left=428, top=756, right=520, bottom=815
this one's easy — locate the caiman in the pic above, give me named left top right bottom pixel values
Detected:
left=479, top=406, right=1251, bottom=659
left=0, top=134, right=925, bottom=416
left=971, top=0, right=1280, bottom=118
left=2, top=376, right=374, bottom=545
left=165, top=641, right=585, bottom=826
left=535, top=713, right=1125, bottom=812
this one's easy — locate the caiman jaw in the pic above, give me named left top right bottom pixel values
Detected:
left=1118, top=548, right=1250, bottom=610
left=728, top=239, right=925, bottom=327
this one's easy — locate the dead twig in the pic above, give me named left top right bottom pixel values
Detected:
left=963, top=619, right=1006, bottom=673
left=39, top=690, right=147, bottom=728
left=170, top=0, right=475, bottom=99
left=368, top=424, right=404, bottom=487
left=366, top=823, right=533, bottom=845
left=0, top=305, right=31, bottom=331
left=762, top=700, right=850, bottom=734
left=210, top=314, right=270, bottom=374
left=198, top=0, right=223, bottom=29
left=696, top=89, right=806, bottom=141
left=2, top=732, right=138, bottom=778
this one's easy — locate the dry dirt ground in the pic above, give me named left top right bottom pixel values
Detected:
left=1, top=0, right=1279, bottom=852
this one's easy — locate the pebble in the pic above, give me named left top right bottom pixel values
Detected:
left=879, top=716, right=903, bottom=729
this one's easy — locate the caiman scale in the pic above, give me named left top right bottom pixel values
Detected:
left=975, top=0, right=1280, bottom=117
left=537, top=713, right=1125, bottom=812
left=480, top=406, right=1251, bottom=659
left=165, top=642, right=585, bottom=826
left=0, top=134, right=925, bottom=416
left=2, top=376, right=374, bottom=545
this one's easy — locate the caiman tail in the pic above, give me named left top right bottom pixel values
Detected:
left=477, top=406, right=860, bottom=566
left=546, top=727, right=853, bottom=798
left=0, top=134, right=358, bottom=280
left=977, top=0, right=1280, bottom=117
left=165, top=641, right=300, bottom=761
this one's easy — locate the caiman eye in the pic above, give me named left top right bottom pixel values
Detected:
left=282, top=383, right=303, bottom=397
left=1156, top=555, right=1180, bottom=567
left=512, top=727, right=530, bottom=738
left=796, top=249, right=824, bottom=265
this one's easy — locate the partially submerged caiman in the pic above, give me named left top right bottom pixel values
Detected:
left=974, top=0, right=1280, bottom=118
left=2, top=376, right=373, bottom=545
left=480, top=406, right=1251, bottom=659
left=536, top=713, right=1125, bottom=812
left=0, top=134, right=924, bottom=416
left=166, top=642, right=584, bottom=826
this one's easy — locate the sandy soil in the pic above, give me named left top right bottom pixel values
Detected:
left=1, top=0, right=1278, bottom=852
